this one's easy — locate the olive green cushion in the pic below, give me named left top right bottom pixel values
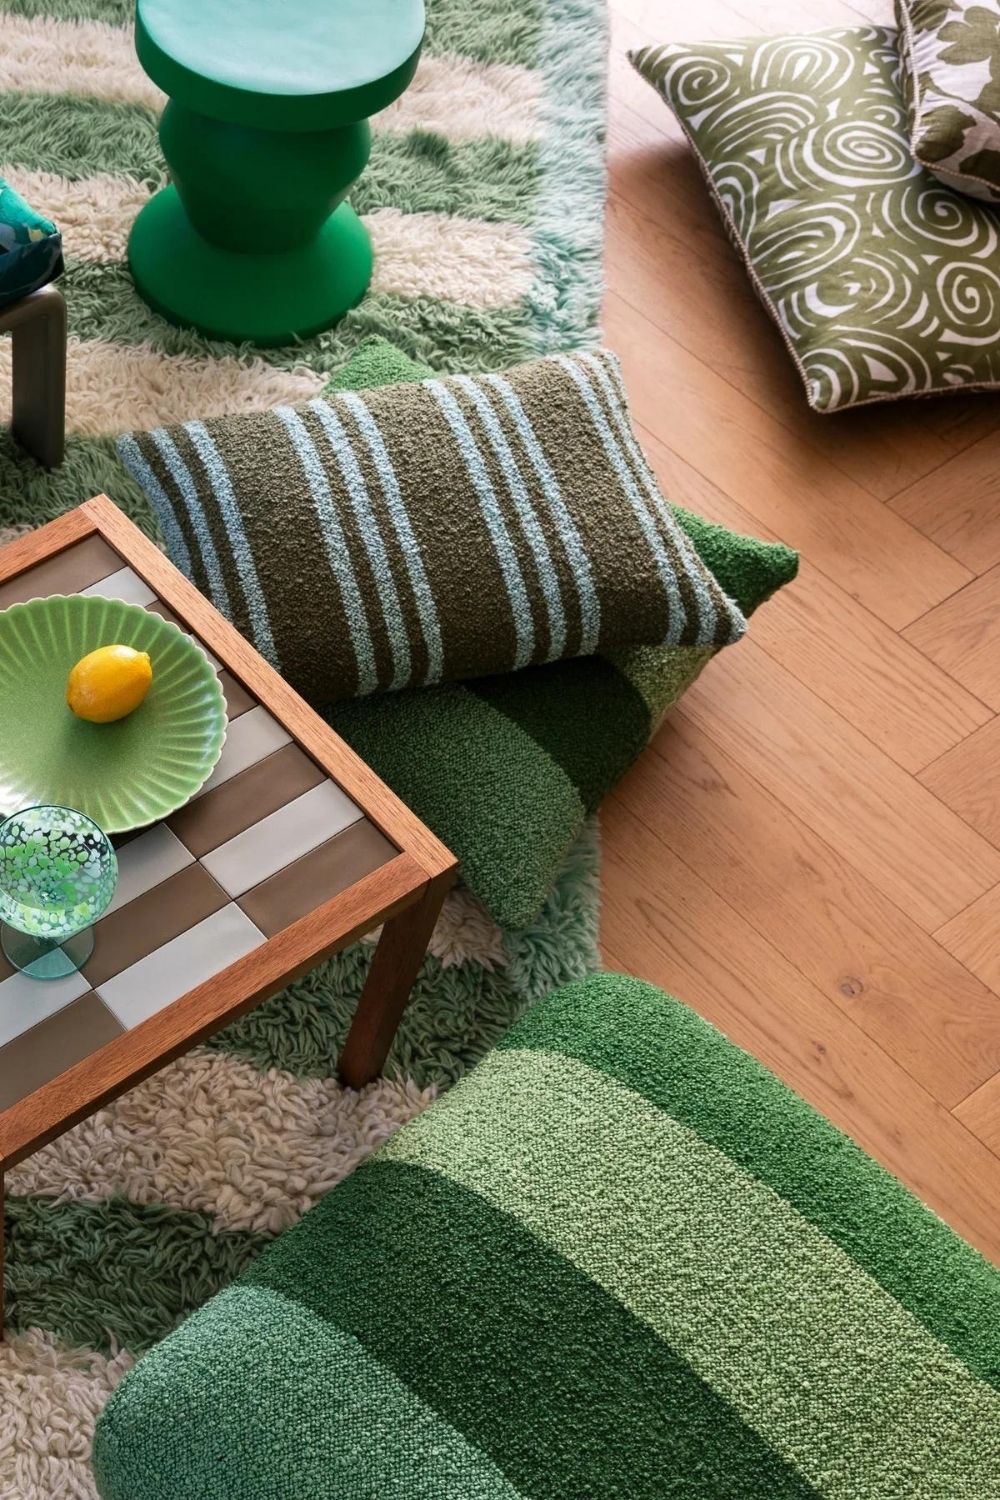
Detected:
left=92, top=972, right=1000, bottom=1500
left=632, top=27, right=1000, bottom=411
left=896, top=0, right=1000, bottom=201
left=118, top=349, right=745, bottom=705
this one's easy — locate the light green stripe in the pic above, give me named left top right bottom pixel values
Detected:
left=380, top=1047, right=1000, bottom=1499
left=64, top=264, right=534, bottom=376
left=0, top=90, right=538, bottom=224
left=96, top=1282, right=527, bottom=1500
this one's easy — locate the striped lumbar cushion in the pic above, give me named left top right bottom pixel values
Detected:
left=117, top=350, right=746, bottom=707
left=92, top=972, right=1000, bottom=1499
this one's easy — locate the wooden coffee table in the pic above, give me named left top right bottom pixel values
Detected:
left=0, top=495, right=456, bottom=1329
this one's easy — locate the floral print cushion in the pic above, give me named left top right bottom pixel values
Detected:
left=0, top=178, right=63, bottom=307
left=897, top=0, right=1000, bottom=200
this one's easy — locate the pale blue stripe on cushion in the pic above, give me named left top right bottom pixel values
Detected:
left=275, top=406, right=378, bottom=696
left=184, top=421, right=280, bottom=667
left=553, top=355, right=692, bottom=648
left=147, top=427, right=233, bottom=620
left=117, top=433, right=193, bottom=581
left=307, top=400, right=411, bottom=691
left=336, top=392, right=444, bottom=686
left=582, top=351, right=726, bottom=646
left=481, top=373, right=601, bottom=656
left=426, top=381, right=535, bottom=671
left=452, top=374, right=566, bottom=661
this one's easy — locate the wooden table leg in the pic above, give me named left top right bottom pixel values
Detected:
left=338, top=872, right=452, bottom=1090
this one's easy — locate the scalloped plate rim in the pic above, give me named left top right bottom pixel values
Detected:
left=0, top=593, right=229, bottom=832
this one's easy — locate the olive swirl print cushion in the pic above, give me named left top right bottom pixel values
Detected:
left=631, top=27, right=1000, bottom=412
left=897, top=0, right=1000, bottom=202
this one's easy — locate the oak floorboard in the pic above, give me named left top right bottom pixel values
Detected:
left=919, top=716, right=1000, bottom=848
left=601, top=0, right=1000, bottom=1256
left=609, top=712, right=1000, bottom=1104
left=600, top=806, right=1000, bottom=1263
left=639, top=428, right=992, bottom=770
left=902, top=564, right=1000, bottom=710
left=890, top=432, right=1000, bottom=575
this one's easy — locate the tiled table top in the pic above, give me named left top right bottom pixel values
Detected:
left=0, top=532, right=397, bottom=1116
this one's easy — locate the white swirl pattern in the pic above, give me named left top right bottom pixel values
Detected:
left=632, top=27, right=1000, bottom=411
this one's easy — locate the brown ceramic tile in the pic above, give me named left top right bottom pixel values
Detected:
left=83, top=863, right=228, bottom=988
left=218, top=670, right=255, bottom=720
left=0, top=992, right=123, bottom=1111
left=239, top=819, right=397, bottom=937
left=168, top=744, right=325, bottom=857
left=0, top=535, right=122, bottom=609
left=0, top=949, right=13, bottom=982
left=145, top=599, right=183, bottom=629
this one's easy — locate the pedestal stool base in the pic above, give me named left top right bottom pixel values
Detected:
left=128, top=186, right=373, bottom=346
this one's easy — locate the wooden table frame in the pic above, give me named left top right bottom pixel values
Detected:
left=0, top=496, right=456, bottom=1328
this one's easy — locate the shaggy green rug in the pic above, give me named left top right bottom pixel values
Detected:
left=0, top=0, right=607, bottom=1493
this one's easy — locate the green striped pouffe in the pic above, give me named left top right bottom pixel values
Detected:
left=92, top=974, right=1000, bottom=1499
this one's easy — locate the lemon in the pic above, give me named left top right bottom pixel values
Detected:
left=67, top=644, right=153, bottom=723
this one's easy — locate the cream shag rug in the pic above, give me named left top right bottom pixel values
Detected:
left=0, top=0, right=609, bottom=1491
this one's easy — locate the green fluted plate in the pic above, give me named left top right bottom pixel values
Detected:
left=0, top=595, right=227, bottom=832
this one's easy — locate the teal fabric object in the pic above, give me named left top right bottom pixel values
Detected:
left=0, top=178, right=63, bottom=306
left=92, top=972, right=1000, bottom=1500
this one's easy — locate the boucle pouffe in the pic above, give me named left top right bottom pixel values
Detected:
left=93, top=972, right=1000, bottom=1499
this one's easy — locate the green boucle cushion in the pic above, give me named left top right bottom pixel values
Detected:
left=632, top=26, right=1000, bottom=411
left=324, top=340, right=797, bottom=927
left=93, top=972, right=1000, bottom=1500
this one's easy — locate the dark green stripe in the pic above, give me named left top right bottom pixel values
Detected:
left=7, top=1194, right=265, bottom=1355
left=64, top=262, right=534, bottom=374
left=673, top=505, right=799, bottom=618
left=0, top=88, right=538, bottom=226
left=0, top=91, right=161, bottom=181
left=242, top=1159, right=819, bottom=1500
left=0, top=428, right=158, bottom=536
left=330, top=681, right=584, bottom=928
left=469, top=655, right=652, bottom=811
left=499, top=973, right=1000, bottom=1390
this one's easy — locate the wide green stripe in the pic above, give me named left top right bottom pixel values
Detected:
left=330, top=682, right=584, bottom=929
left=239, top=1159, right=816, bottom=1500
left=605, top=641, right=712, bottom=728
left=0, top=90, right=160, bottom=180
left=95, top=1284, right=527, bottom=1500
left=7, top=1194, right=265, bottom=1355
left=0, top=429, right=157, bottom=535
left=0, top=89, right=539, bottom=224
left=673, top=504, right=799, bottom=616
left=0, top=0, right=544, bottom=68
left=64, top=263, right=533, bottom=374
left=499, top=974, right=1000, bottom=1390
left=383, top=1048, right=1000, bottom=1498
left=469, top=655, right=653, bottom=811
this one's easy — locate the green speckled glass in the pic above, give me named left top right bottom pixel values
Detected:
left=0, top=805, right=118, bottom=979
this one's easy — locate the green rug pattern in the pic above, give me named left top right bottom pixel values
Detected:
left=0, top=0, right=608, bottom=1493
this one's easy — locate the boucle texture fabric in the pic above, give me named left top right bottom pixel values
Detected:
left=92, top=971, right=1000, bottom=1500
left=118, top=349, right=747, bottom=704
left=896, top=0, right=1000, bottom=201
left=632, top=27, right=1000, bottom=411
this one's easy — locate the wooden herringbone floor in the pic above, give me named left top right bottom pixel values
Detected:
left=600, top=0, right=1000, bottom=1262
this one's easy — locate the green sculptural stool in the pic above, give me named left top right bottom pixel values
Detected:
left=129, top=0, right=425, bottom=345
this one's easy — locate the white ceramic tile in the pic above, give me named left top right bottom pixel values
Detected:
left=105, top=825, right=194, bottom=916
left=80, top=566, right=157, bottom=607
left=96, top=905, right=265, bottom=1028
left=193, top=706, right=292, bottom=797
left=0, top=968, right=91, bottom=1048
left=201, top=781, right=363, bottom=898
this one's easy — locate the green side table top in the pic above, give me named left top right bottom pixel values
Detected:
left=136, top=0, right=426, bottom=130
